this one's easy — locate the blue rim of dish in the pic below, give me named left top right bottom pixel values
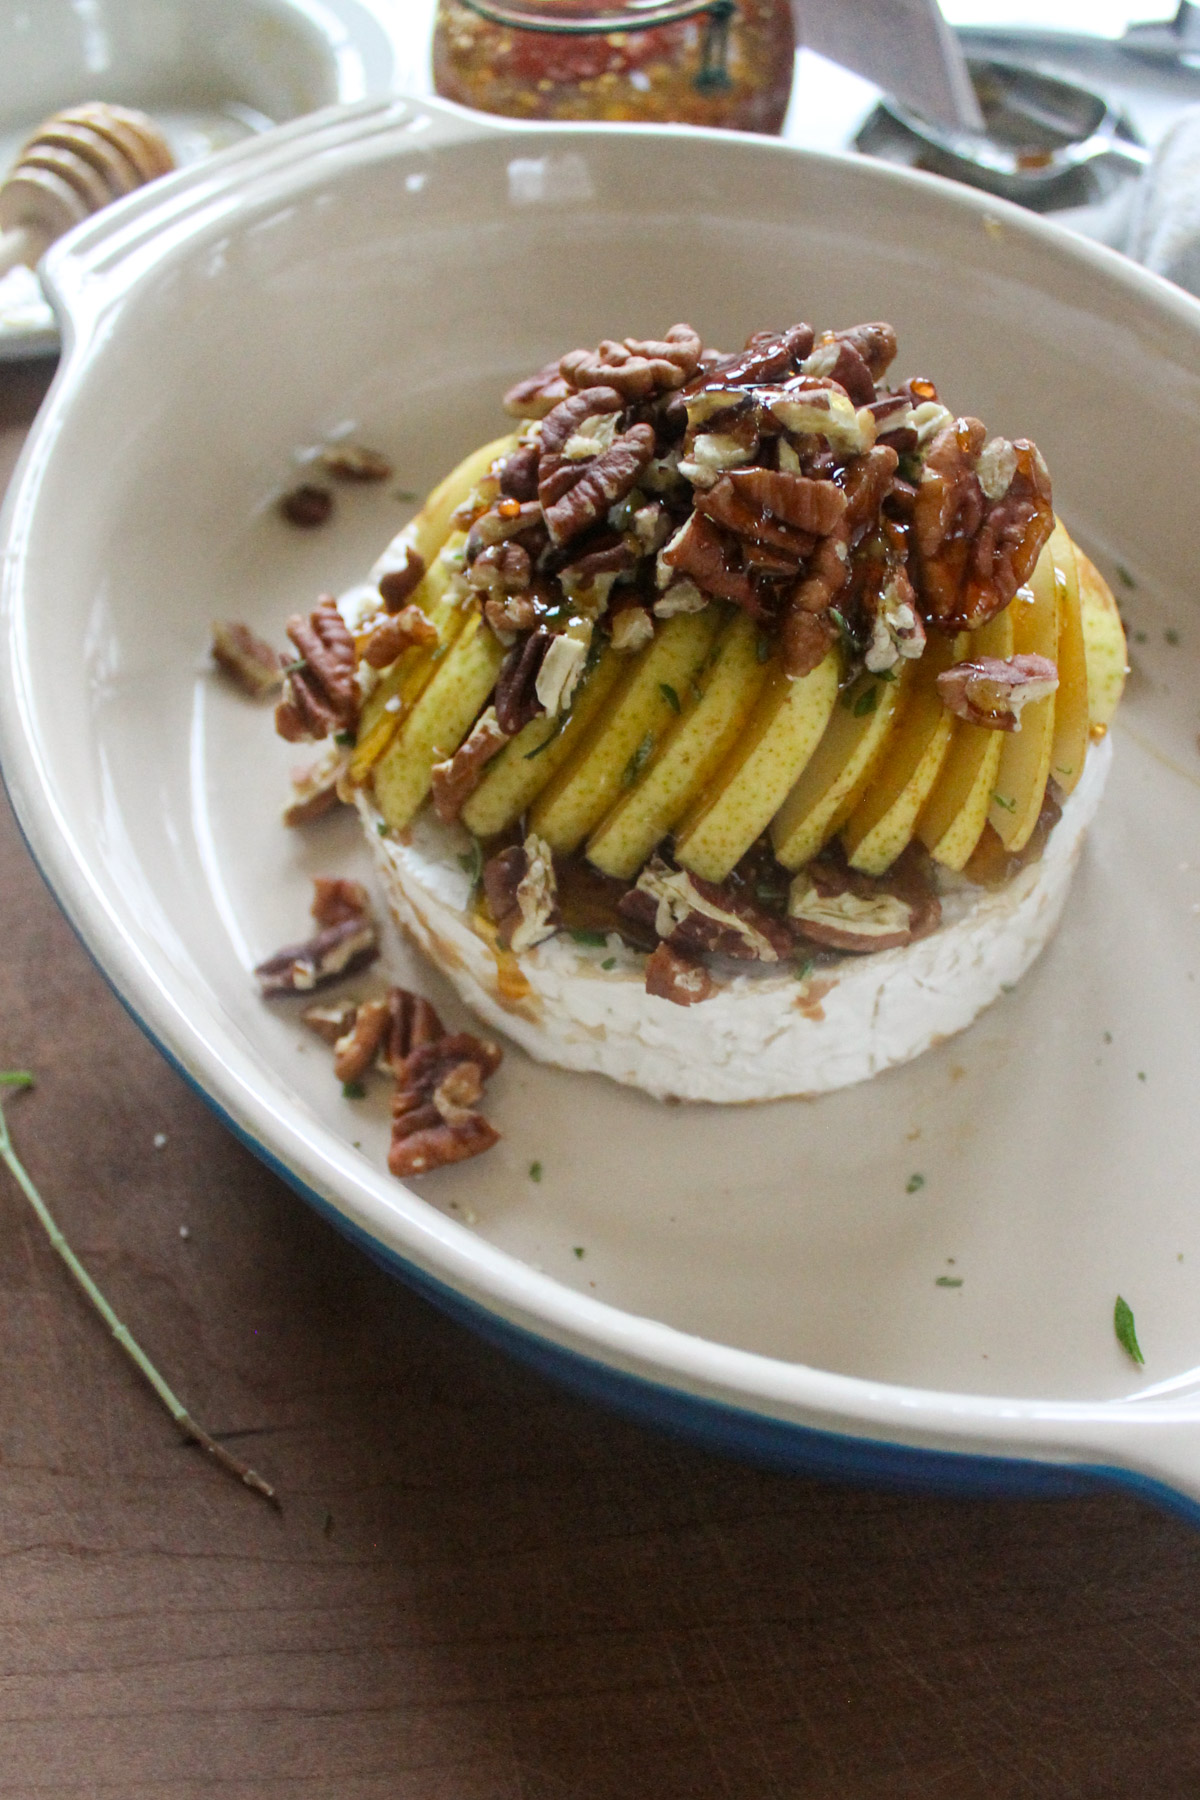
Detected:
left=3, top=762, right=1198, bottom=1527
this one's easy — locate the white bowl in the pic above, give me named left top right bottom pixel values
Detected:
left=0, top=0, right=411, bottom=356
left=5, top=96, right=1200, bottom=1513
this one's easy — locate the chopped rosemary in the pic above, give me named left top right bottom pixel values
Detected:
left=529, top=1161, right=543, bottom=1182
left=571, top=929, right=607, bottom=947
left=906, top=1173, right=925, bottom=1193
left=853, top=684, right=879, bottom=718
left=659, top=682, right=681, bottom=713
left=622, top=731, right=655, bottom=787
left=341, top=1080, right=366, bottom=1100
left=1114, top=1295, right=1144, bottom=1366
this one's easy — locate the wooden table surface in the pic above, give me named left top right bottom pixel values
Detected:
left=3, top=360, right=1200, bottom=1800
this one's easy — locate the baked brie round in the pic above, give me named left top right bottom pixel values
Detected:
left=276, top=318, right=1128, bottom=1103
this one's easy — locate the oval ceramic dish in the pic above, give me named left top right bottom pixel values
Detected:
left=4, top=97, right=1200, bottom=1513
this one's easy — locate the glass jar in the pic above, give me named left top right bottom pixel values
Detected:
left=432, top=0, right=796, bottom=136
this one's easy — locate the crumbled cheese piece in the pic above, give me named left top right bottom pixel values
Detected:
left=975, top=436, right=1017, bottom=502
left=654, top=577, right=707, bottom=619
left=611, top=606, right=655, bottom=652
left=511, top=834, right=559, bottom=954
left=535, top=630, right=590, bottom=716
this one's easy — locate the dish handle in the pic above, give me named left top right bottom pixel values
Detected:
left=37, top=94, right=509, bottom=358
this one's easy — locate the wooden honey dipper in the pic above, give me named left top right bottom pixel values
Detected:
left=0, top=102, right=174, bottom=277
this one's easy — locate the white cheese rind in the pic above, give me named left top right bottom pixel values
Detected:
left=359, top=739, right=1110, bottom=1104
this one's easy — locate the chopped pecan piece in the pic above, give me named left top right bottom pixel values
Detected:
left=377, top=544, right=426, bottom=611
left=913, top=419, right=1053, bottom=630
left=936, top=653, right=1059, bottom=730
left=483, top=835, right=560, bottom=953
left=494, top=629, right=552, bottom=735
left=863, top=562, right=925, bottom=674
left=332, top=997, right=391, bottom=1083
left=465, top=541, right=532, bottom=597
left=301, top=1000, right=358, bottom=1044
left=659, top=510, right=763, bottom=618
left=498, top=441, right=540, bottom=500
left=543, top=422, right=656, bottom=547
left=254, top=914, right=379, bottom=995
left=321, top=443, right=392, bottom=483
left=390, top=1032, right=503, bottom=1177
left=842, top=446, right=900, bottom=539
left=311, top=877, right=372, bottom=928
left=274, top=597, right=359, bottom=742
left=484, top=591, right=540, bottom=640
left=211, top=620, right=282, bottom=698
left=283, top=742, right=351, bottom=826
left=362, top=604, right=438, bottom=669
left=644, top=942, right=716, bottom=1006
left=466, top=500, right=543, bottom=559
left=559, top=323, right=701, bottom=399
left=781, top=607, right=839, bottom=679
left=279, top=483, right=333, bottom=528
left=430, top=707, right=510, bottom=822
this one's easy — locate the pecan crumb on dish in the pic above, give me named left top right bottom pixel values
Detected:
left=211, top=620, right=283, bottom=698
left=280, top=483, right=334, bottom=528
left=320, top=443, right=392, bottom=483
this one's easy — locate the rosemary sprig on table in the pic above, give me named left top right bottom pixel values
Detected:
left=0, top=1073, right=279, bottom=1508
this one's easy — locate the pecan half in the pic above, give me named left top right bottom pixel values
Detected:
left=254, top=915, right=379, bottom=995
left=390, top=1032, right=503, bottom=1177
left=560, top=323, right=701, bottom=400
left=913, top=419, right=1053, bottom=630
left=494, top=629, right=552, bottom=735
left=362, top=604, right=438, bottom=669
left=543, top=422, right=656, bottom=547
left=503, top=359, right=572, bottom=419
left=211, top=620, right=282, bottom=697
left=382, top=987, right=446, bottom=1074
left=274, top=597, right=359, bottom=742
left=430, top=707, right=510, bottom=822
left=644, top=942, right=716, bottom=1006
left=694, top=323, right=814, bottom=391
left=936, top=653, right=1059, bottom=730
left=377, top=544, right=426, bottom=612
left=788, top=853, right=940, bottom=952
left=620, top=858, right=793, bottom=962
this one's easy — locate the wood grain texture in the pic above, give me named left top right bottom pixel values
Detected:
left=3, top=365, right=1200, bottom=1799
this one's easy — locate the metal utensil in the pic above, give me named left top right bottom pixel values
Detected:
left=866, top=58, right=1148, bottom=206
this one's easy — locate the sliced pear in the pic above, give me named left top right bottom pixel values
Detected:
left=403, top=432, right=519, bottom=569
left=988, top=550, right=1060, bottom=851
left=1075, top=547, right=1128, bottom=731
left=351, top=534, right=474, bottom=781
left=1047, top=523, right=1090, bottom=796
left=673, top=648, right=840, bottom=883
left=771, top=661, right=913, bottom=871
left=586, top=611, right=768, bottom=880
left=917, top=611, right=1013, bottom=871
left=372, top=610, right=506, bottom=831
left=460, top=647, right=627, bottom=839
left=842, top=630, right=966, bottom=875
left=530, top=610, right=724, bottom=856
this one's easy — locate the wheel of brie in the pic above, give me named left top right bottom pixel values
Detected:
left=276, top=317, right=1128, bottom=1104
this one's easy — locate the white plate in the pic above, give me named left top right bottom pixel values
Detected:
left=5, top=96, right=1200, bottom=1508
left=0, top=0, right=412, bottom=358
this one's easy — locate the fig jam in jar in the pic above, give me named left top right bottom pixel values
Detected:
left=432, top=0, right=795, bottom=135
